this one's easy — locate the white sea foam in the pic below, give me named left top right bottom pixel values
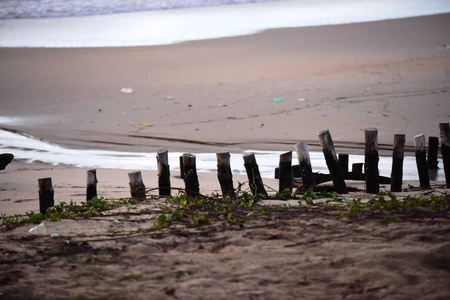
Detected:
left=0, top=0, right=449, bottom=48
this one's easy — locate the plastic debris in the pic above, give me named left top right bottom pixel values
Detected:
left=164, top=96, right=174, bottom=100
left=298, top=98, right=306, bottom=102
left=29, top=222, right=46, bottom=235
left=121, top=87, right=134, bottom=94
left=50, top=233, right=60, bottom=238
left=137, top=122, right=152, bottom=127
left=272, top=98, right=283, bottom=102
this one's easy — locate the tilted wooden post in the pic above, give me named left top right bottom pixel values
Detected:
left=183, top=153, right=200, bottom=197
left=339, top=154, right=349, bottom=176
left=295, top=142, right=314, bottom=190
left=318, top=129, right=348, bottom=194
left=439, top=123, right=450, bottom=188
left=365, top=128, right=379, bottom=193
left=390, top=134, right=405, bottom=192
left=86, top=169, right=98, bottom=201
left=38, top=177, right=54, bottom=214
left=278, top=151, right=293, bottom=194
left=243, top=153, right=267, bottom=197
left=157, top=148, right=171, bottom=196
left=427, top=136, right=439, bottom=170
left=128, top=171, right=146, bottom=200
left=216, top=152, right=235, bottom=198
left=414, top=134, right=430, bottom=189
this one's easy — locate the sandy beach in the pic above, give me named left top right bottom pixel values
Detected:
left=1, top=13, right=450, bottom=299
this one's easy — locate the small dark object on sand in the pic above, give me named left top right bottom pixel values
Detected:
left=0, top=153, right=14, bottom=170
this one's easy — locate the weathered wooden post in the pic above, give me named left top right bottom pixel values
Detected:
left=183, top=153, right=200, bottom=197
left=318, top=129, right=348, bottom=194
left=243, top=153, right=267, bottom=197
left=352, top=163, right=364, bottom=174
left=216, top=152, right=235, bottom=198
left=278, top=151, right=293, bottom=194
left=179, top=156, right=184, bottom=179
left=295, top=142, right=314, bottom=190
left=427, top=136, right=439, bottom=170
left=339, top=154, right=349, bottom=176
left=128, top=171, right=146, bottom=200
left=439, top=122, right=450, bottom=188
left=414, top=134, right=430, bottom=189
left=365, top=128, right=379, bottom=193
left=86, top=169, right=98, bottom=200
left=38, top=177, right=54, bottom=214
left=390, top=134, right=405, bottom=192
left=157, top=148, right=171, bottom=196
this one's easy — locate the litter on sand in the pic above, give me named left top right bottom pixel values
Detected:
left=272, top=98, right=283, bottom=102
left=137, top=122, right=152, bottom=127
left=121, top=87, right=134, bottom=94
left=29, top=222, right=46, bottom=235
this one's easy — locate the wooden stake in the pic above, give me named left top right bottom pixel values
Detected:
left=390, top=134, right=405, bottom=192
left=439, top=122, right=450, bottom=188
left=339, top=154, right=349, bottom=176
left=157, top=148, right=171, bottom=196
left=318, top=129, right=348, bottom=194
left=414, top=134, right=430, bottom=188
left=128, top=171, right=146, bottom=200
left=427, top=136, right=439, bottom=170
left=183, top=153, right=200, bottom=197
left=279, top=151, right=293, bottom=194
left=295, top=142, right=314, bottom=190
left=38, top=177, right=54, bottom=214
left=216, top=152, right=235, bottom=198
left=243, top=153, right=267, bottom=197
left=86, top=169, right=98, bottom=201
left=352, top=163, right=363, bottom=174
left=365, top=128, right=379, bottom=193
left=179, top=156, right=184, bottom=179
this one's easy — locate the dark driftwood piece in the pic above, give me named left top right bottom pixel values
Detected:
left=38, top=177, right=54, bottom=214
left=183, top=153, right=200, bottom=197
left=339, top=154, right=349, bottom=176
left=279, top=151, right=293, bottom=194
left=216, top=152, right=235, bottom=198
left=128, top=171, right=146, bottom=200
left=86, top=169, right=98, bottom=201
left=157, top=148, right=171, bottom=196
left=243, top=153, right=267, bottom=197
left=414, top=134, right=430, bottom=189
left=391, top=134, right=405, bottom=192
left=0, top=153, right=14, bottom=170
left=427, top=136, right=439, bottom=170
left=365, top=128, right=379, bottom=193
left=318, top=129, right=348, bottom=194
left=295, top=142, right=314, bottom=190
left=439, top=123, right=450, bottom=188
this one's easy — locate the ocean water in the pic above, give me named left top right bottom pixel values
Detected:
left=0, top=0, right=449, bottom=47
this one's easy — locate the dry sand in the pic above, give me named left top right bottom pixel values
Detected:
left=1, top=14, right=450, bottom=299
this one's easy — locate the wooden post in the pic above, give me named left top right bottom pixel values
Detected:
left=86, top=169, right=98, bottom=200
left=439, top=122, right=450, bottom=188
left=414, top=134, right=430, bottom=188
left=339, top=154, right=349, bottom=175
left=216, top=152, right=235, bottom=198
left=279, top=151, right=293, bottom=194
left=157, top=148, right=171, bottom=196
left=243, top=153, right=267, bottom=197
left=318, top=129, right=348, bottom=194
left=179, top=156, right=184, bottom=179
left=38, top=177, right=54, bottom=214
left=128, top=171, right=146, bottom=200
left=365, top=128, right=379, bottom=193
left=352, top=163, right=363, bottom=174
left=427, top=136, right=439, bottom=170
left=390, top=134, right=405, bottom=192
left=183, top=153, right=200, bottom=197
left=295, top=142, right=314, bottom=190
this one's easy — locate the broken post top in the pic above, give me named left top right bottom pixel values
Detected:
left=295, top=141, right=311, bottom=164
left=217, top=151, right=231, bottom=163
left=243, top=152, right=255, bottom=164
left=279, top=151, right=292, bottom=162
left=318, top=129, right=337, bottom=156
left=413, top=134, right=426, bottom=151
left=182, top=153, right=196, bottom=165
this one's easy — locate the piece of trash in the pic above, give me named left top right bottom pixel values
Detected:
left=272, top=98, right=283, bottom=102
left=336, top=96, right=346, bottom=100
left=164, top=96, right=174, bottom=100
left=298, top=98, right=306, bottom=102
left=121, top=87, right=134, bottom=94
left=50, top=233, right=60, bottom=238
left=113, top=220, right=120, bottom=224
left=137, top=122, right=152, bottom=127
left=29, top=222, right=46, bottom=235
left=367, top=110, right=372, bottom=113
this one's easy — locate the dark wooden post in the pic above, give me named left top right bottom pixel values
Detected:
left=179, top=156, right=184, bottom=179
left=216, top=152, right=235, bottom=198
left=86, top=169, right=98, bottom=200
left=295, top=142, right=314, bottom=190
left=318, top=129, right=348, bottom=194
left=439, top=122, right=450, bottom=188
left=339, top=154, right=349, bottom=176
left=157, top=148, right=171, bottom=196
left=427, top=136, right=439, bottom=170
left=243, top=153, right=267, bottom=197
left=278, top=151, right=293, bottom=194
left=38, top=177, right=54, bottom=214
left=390, top=134, right=405, bottom=192
left=352, top=163, right=364, bottom=174
left=365, top=128, right=379, bottom=193
left=183, top=153, right=200, bottom=197
left=414, top=134, right=430, bottom=188
left=128, top=171, right=146, bottom=200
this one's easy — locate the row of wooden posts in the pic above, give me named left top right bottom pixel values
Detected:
left=38, top=123, right=450, bottom=214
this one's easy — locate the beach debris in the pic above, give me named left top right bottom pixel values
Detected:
left=336, top=96, right=346, bottom=100
left=272, top=98, right=283, bottom=102
left=121, top=87, right=134, bottom=94
left=137, top=122, right=152, bottom=127
left=164, top=96, right=174, bottom=100
left=50, top=233, right=61, bottom=238
left=29, top=222, right=46, bottom=235
left=298, top=98, right=306, bottom=102
left=0, top=153, right=14, bottom=170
